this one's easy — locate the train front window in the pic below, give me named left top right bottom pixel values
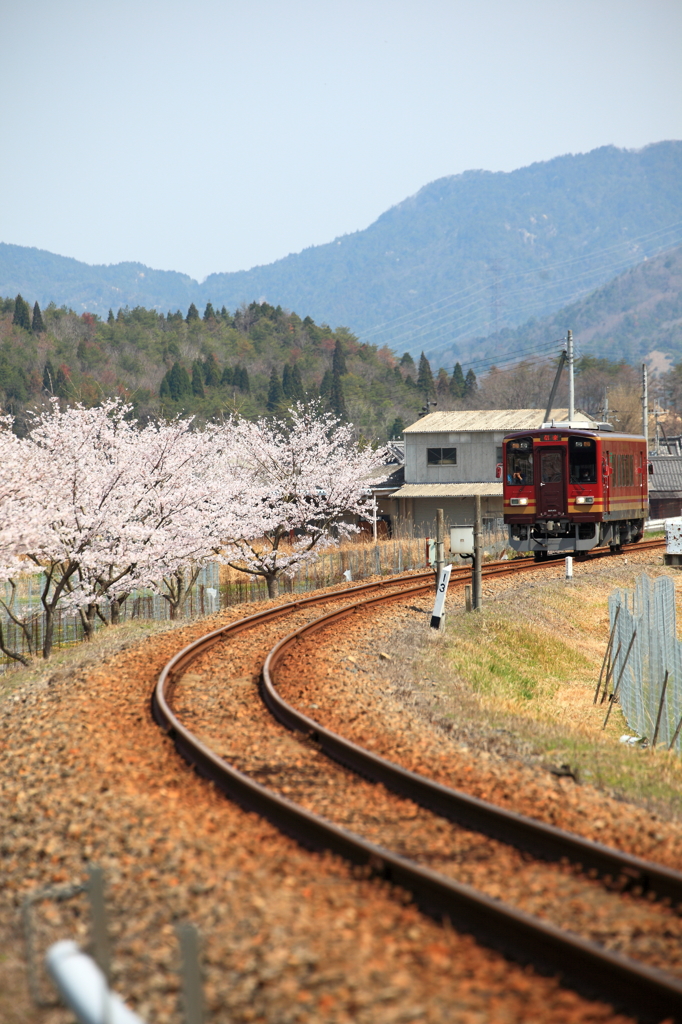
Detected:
left=506, top=437, right=533, bottom=484
left=569, top=437, right=596, bottom=483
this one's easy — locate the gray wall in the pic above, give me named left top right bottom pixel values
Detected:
left=392, top=495, right=503, bottom=535
left=404, top=431, right=504, bottom=483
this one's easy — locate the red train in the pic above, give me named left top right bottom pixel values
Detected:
left=503, top=424, right=649, bottom=559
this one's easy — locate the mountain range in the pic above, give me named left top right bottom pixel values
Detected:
left=1, top=141, right=681, bottom=366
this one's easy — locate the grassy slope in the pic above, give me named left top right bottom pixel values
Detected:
left=421, top=562, right=682, bottom=821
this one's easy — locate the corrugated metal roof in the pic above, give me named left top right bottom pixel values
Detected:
left=403, top=409, right=584, bottom=433
left=649, top=456, right=682, bottom=496
left=391, top=483, right=504, bottom=498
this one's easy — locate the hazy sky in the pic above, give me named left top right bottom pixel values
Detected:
left=2, top=0, right=681, bottom=282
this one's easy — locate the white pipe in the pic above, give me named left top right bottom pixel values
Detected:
left=46, top=941, right=144, bottom=1024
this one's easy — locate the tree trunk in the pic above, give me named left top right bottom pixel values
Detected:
left=43, top=608, right=55, bottom=660
left=110, top=594, right=128, bottom=625
left=79, top=604, right=97, bottom=640
left=266, top=574, right=279, bottom=598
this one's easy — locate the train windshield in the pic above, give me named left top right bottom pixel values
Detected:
left=506, top=437, right=534, bottom=484
left=569, top=436, right=596, bottom=483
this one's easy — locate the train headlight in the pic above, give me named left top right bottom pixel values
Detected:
left=510, top=497, right=528, bottom=506
left=575, top=496, right=595, bottom=505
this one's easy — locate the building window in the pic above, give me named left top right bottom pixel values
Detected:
left=427, top=447, right=457, bottom=466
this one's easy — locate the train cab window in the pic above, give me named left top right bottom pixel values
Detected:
left=541, top=451, right=563, bottom=483
left=506, top=437, right=533, bottom=484
left=569, top=437, right=596, bottom=483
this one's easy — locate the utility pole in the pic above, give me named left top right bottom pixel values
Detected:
left=473, top=496, right=483, bottom=610
left=642, top=363, right=648, bottom=451
left=435, top=508, right=445, bottom=580
left=567, top=329, right=574, bottom=423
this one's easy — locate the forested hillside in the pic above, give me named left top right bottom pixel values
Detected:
left=463, top=244, right=682, bottom=371
left=0, top=297, right=459, bottom=441
left=2, top=142, right=681, bottom=362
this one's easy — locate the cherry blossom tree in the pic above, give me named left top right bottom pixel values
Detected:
left=222, top=405, right=386, bottom=597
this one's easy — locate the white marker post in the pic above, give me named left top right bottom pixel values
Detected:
left=430, top=563, right=452, bottom=629
left=565, top=556, right=573, bottom=582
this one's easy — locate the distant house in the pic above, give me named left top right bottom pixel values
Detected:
left=648, top=456, right=682, bottom=519
left=371, top=409, right=592, bottom=535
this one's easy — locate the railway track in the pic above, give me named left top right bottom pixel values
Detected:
left=153, top=540, right=682, bottom=1022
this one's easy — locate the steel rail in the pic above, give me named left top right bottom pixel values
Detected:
left=152, top=544, right=681, bottom=1022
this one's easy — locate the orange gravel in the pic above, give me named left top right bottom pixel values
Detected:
left=1, top=578, right=640, bottom=1024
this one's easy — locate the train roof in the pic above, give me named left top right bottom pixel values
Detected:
left=504, top=425, right=646, bottom=442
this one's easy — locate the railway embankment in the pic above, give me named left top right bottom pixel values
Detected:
left=2, top=550, right=681, bottom=1023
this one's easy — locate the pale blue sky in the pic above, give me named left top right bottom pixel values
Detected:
left=2, top=0, right=681, bottom=282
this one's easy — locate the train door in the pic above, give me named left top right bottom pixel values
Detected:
left=537, top=447, right=566, bottom=516
left=602, top=451, right=612, bottom=514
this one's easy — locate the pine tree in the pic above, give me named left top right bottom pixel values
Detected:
left=389, top=416, right=405, bottom=439
left=220, top=306, right=229, bottom=319
left=12, top=294, right=31, bottom=331
left=116, top=308, right=125, bottom=322
left=464, top=368, right=478, bottom=398
left=267, top=367, right=285, bottom=411
left=221, top=365, right=234, bottom=387
left=186, top=303, right=199, bottom=323
left=436, top=367, right=450, bottom=398
left=31, top=301, right=45, bottom=334
left=203, top=302, right=216, bottom=321
left=159, top=372, right=171, bottom=398
left=319, top=369, right=333, bottom=400
left=107, top=309, right=115, bottom=324
left=290, top=363, right=305, bottom=403
left=400, top=352, right=415, bottom=369
left=330, top=370, right=347, bottom=420
left=55, top=365, right=70, bottom=399
left=42, top=359, right=55, bottom=393
left=282, top=364, right=293, bottom=399
left=450, top=362, right=465, bottom=398
left=417, top=352, right=435, bottom=398
left=168, top=361, right=192, bottom=400
left=237, top=365, right=250, bottom=393
left=203, top=352, right=221, bottom=387
left=191, top=361, right=205, bottom=398
left=332, top=339, right=347, bottom=376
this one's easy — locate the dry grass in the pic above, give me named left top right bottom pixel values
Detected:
left=417, top=565, right=682, bottom=821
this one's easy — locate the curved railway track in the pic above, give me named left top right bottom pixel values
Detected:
left=152, top=540, right=682, bottom=1022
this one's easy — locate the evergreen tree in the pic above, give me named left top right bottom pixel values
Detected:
left=330, top=370, right=347, bottom=420
left=464, top=368, right=478, bottom=398
left=107, top=309, right=115, bottom=324
left=186, top=303, right=199, bottom=323
left=31, top=301, right=45, bottom=334
left=332, top=339, right=347, bottom=376
left=203, top=302, right=216, bottom=321
left=221, top=365, right=234, bottom=387
left=389, top=416, right=405, bottom=439
left=266, top=367, right=285, bottom=411
left=319, top=369, right=333, bottom=400
left=116, top=308, right=125, bottom=322
left=191, top=361, right=205, bottom=398
left=450, top=362, right=465, bottom=398
left=55, top=365, right=70, bottom=399
left=417, top=352, right=435, bottom=397
left=168, top=361, right=191, bottom=400
left=236, top=365, right=250, bottom=393
left=400, top=352, right=415, bottom=369
left=42, top=359, right=55, bottom=393
left=290, top=363, right=305, bottom=402
left=12, top=294, right=31, bottom=331
left=282, top=363, right=293, bottom=399
left=159, top=371, right=171, bottom=398
left=436, top=367, right=450, bottom=398
left=203, top=352, right=221, bottom=387
left=220, top=305, right=229, bottom=319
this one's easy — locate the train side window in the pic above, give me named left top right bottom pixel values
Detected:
left=569, top=437, right=596, bottom=483
left=506, top=437, right=533, bottom=484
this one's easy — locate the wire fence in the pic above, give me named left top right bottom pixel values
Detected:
left=608, top=574, right=682, bottom=752
left=0, top=527, right=512, bottom=674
